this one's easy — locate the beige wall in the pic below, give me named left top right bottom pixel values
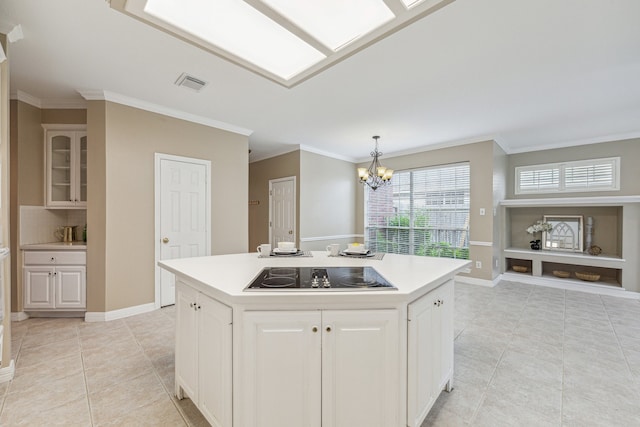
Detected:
left=299, top=150, right=358, bottom=250
left=9, top=101, right=88, bottom=313
left=248, top=150, right=300, bottom=251
left=88, top=101, right=248, bottom=312
left=507, top=138, right=640, bottom=198
left=356, top=140, right=496, bottom=280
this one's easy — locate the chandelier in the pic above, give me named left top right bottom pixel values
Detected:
left=357, top=136, right=393, bottom=191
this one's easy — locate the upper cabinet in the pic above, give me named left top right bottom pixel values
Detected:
left=43, top=124, right=87, bottom=209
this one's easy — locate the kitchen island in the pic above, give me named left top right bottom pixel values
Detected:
left=159, top=251, right=470, bottom=427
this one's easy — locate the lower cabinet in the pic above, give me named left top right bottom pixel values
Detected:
left=23, top=251, right=86, bottom=310
left=240, top=309, right=400, bottom=427
left=175, top=281, right=232, bottom=427
left=407, top=280, right=454, bottom=427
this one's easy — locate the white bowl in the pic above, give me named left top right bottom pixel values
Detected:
left=278, top=241, right=295, bottom=250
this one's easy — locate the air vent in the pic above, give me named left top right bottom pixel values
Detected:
left=175, top=73, right=208, bottom=92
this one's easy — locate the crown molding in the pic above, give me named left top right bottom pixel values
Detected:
left=298, top=144, right=356, bottom=162
left=78, top=90, right=253, bottom=136
left=11, top=90, right=41, bottom=108
left=507, top=132, right=640, bottom=155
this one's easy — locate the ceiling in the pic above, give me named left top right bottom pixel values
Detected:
left=1, top=0, right=639, bottom=162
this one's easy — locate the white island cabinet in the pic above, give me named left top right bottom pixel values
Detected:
left=159, top=252, right=470, bottom=427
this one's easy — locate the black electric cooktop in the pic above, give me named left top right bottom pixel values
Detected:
left=244, top=267, right=397, bottom=291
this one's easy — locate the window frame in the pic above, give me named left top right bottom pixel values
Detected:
left=515, top=157, right=620, bottom=195
left=364, top=162, right=470, bottom=259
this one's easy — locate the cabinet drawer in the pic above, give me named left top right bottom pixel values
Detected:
left=24, top=251, right=86, bottom=265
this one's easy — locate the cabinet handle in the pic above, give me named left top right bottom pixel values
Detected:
left=48, top=272, right=52, bottom=276
left=325, top=326, right=332, bottom=332
left=312, top=326, right=318, bottom=333
left=54, top=272, right=57, bottom=276
left=197, top=305, right=201, bottom=310
left=51, top=257, right=55, bottom=262
left=433, top=301, right=438, bottom=306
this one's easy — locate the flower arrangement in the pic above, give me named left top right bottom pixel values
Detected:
left=526, top=220, right=553, bottom=234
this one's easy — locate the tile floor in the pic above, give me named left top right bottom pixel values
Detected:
left=0, top=281, right=639, bottom=426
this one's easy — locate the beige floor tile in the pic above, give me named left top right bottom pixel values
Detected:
left=16, top=336, right=81, bottom=369
left=472, top=393, right=558, bottom=427
left=1, top=372, right=87, bottom=424
left=81, top=337, right=143, bottom=370
left=89, top=371, right=168, bottom=425
left=9, top=353, right=84, bottom=394
left=173, top=397, right=210, bottom=427
left=85, top=350, right=154, bottom=394
left=95, top=395, right=186, bottom=426
left=20, top=327, right=78, bottom=350
left=2, top=396, right=92, bottom=426
left=427, top=379, right=485, bottom=423
left=79, top=327, right=137, bottom=352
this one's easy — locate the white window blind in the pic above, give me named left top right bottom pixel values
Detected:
left=515, top=157, right=620, bottom=194
left=365, top=162, right=470, bottom=259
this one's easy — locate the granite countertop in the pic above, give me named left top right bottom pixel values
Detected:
left=21, top=241, right=87, bottom=250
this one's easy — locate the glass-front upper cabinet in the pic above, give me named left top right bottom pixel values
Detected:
left=43, top=125, right=87, bottom=208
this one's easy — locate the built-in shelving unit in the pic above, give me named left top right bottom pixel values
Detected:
left=501, top=196, right=640, bottom=295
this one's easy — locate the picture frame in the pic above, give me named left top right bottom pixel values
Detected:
left=542, top=215, right=584, bottom=252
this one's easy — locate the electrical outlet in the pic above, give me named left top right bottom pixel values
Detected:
left=495, top=259, right=499, bottom=268
left=479, top=208, right=485, bottom=216
left=475, top=261, right=482, bottom=269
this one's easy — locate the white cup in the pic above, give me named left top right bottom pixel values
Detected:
left=278, top=241, right=295, bottom=250
left=257, top=244, right=271, bottom=255
left=326, top=243, right=340, bottom=256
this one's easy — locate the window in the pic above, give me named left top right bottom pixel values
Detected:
left=515, top=157, right=620, bottom=194
left=365, top=163, right=470, bottom=259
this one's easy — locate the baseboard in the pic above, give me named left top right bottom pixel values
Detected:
left=500, top=272, right=640, bottom=299
left=0, top=359, right=15, bottom=384
left=85, top=302, right=157, bottom=322
left=455, top=275, right=498, bottom=287
left=11, top=312, right=29, bottom=321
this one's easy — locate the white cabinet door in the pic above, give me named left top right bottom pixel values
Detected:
left=23, top=267, right=55, bottom=309
left=54, top=266, right=86, bottom=309
left=175, top=282, right=199, bottom=401
left=45, top=127, right=87, bottom=208
left=407, top=280, right=454, bottom=427
left=241, top=311, right=322, bottom=427
left=434, top=281, right=454, bottom=391
left=198, top=293, right=232, bottom=427
left=322, top=310, right=400, bottom=427
left=175, top=282, right=233, bottom=427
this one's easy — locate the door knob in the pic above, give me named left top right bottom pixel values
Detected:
left=162, top=237, right=169, bottom=243
left=288, top=230, right=293, bottom=234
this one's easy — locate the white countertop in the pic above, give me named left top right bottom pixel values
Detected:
left=159, top=251, right=471, bottom=305
left=21, top=241, right=87, bottom=250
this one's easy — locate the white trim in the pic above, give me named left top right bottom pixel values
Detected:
left=299, top=234, right=364, bottom=242
left=79, top=90, right=253, bottom=136
left=501, top=195, right=640, bottom=207
left=269, top=176, right=297, bottom=247
left=469, top=241, right=493, bottom=247
left=154, top=153, right=212, bottom=309
left=11, top=90, right=42, bottom=108
left=499, top=272, right=640, bottom=299
left=299, top=145, right=355, bottom=163
left=249, top=145, right=301, bottom=163
left=41, top=123, right=87, bottom=131
left=84, top=302, right=157, bottom=322
left=507, top=132, right=640, bottom=155
left=455, top=275, right=498, bottom=287
left=0, top=360, right=15, bottom=384
left=11, top=312, right=29, bottom=321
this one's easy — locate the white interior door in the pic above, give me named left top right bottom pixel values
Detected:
left=269, top=177, right=296, bottom=247
left=157, top=155, right=210, bottom=307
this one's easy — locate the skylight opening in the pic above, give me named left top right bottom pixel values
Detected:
left=145, top=0, right=326, bottom=79
left=261, top=0, right=395, bottom=51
